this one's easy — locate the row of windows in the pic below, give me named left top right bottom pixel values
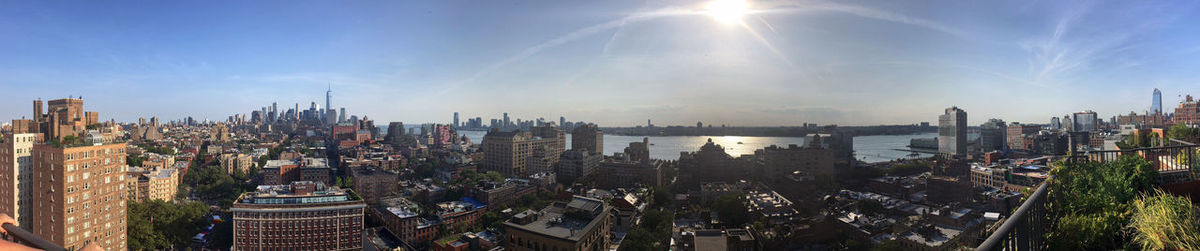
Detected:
left=237, top=219, right=361, bottom=229
left=236, top=209, right=361, bottom=219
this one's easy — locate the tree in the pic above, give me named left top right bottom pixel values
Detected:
left=618, top=209, right=674, bottom=251
left=1169, top=123, right=1199, bottom=142
left=483, top=171, right=504, bottom=182
left=651, top=188, right=671, bottom=208
left=857, top=199, right=886, bottom=216
left=481, top=212, right=504, bottom=230
left=127, top=200, right=210, bottom=250
left=712, top=194, right=749, bottom=227
left=127, top=155, right=147, bottom=167
left=183, top=164, right=244, bottom=203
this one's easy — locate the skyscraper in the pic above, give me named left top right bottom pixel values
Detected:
left=1152, top=88, right=1163, bottom=114
left=339, top=107, right=346, bottom=123
left=980, top=119, right=1007, bottom=152
left=1072, top=110, right=1098, bottom=132
left=1050, top=117, right=1061, bottom=130
left=326, top=84, right=333, bottom=121
left=453, top=112, right=459, bottom=128
left=503, top=113, right=510, bottom=129
left=938, top=107, right=967, bottom=158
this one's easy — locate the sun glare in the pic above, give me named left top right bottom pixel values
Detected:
left=705, top=0, right=750, bottom=25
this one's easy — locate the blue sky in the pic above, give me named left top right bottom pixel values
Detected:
left=1, top=0, right=1199, bottom=126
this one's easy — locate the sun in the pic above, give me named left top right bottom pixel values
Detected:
left=705, top=0, right=750, bottom=25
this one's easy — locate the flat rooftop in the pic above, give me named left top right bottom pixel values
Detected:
left=505, top=196, right=609, bottom=241
left=238, top=181, right=353, bottom=205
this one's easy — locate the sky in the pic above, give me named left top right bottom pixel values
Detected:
left=2, top=0, right=1200, bottom=127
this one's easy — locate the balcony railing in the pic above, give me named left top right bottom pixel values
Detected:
left=976, top=177, right=1050, bottom=251
left=1, top=223, right=65, bottom=251
left=977, top=145, right=1200, bottom=251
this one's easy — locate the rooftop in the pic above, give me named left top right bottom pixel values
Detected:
left=505, top=196, right=610, bottom=241
left=237, top=181, right=355, bottom=205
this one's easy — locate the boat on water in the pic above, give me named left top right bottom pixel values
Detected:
left=737, top=142, right=743, bottom=144
left=907, top=152, right=921, bottom=157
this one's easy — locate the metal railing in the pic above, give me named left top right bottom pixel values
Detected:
left=976, top=177, right=1050, bottom=251
left=1073, top=145, right=1200, bottom=184
left=977, top=145, right=1200, bottom=251
left=1, top=223, right=65, bottom=251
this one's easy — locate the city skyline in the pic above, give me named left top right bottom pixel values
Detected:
left=4, top=1, right=1200, bottom=126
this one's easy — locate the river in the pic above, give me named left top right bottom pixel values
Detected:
left=448, top=130, right=943, bottom=163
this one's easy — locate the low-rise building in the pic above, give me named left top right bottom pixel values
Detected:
left=127, top=166, right=180, bottom=202
left=596, top=159, right=662, bottom=189
left=219, top=153, right=254, bottom=175
left=372, top=197, right=439, bottom=245
left=504, top=196, right=613, bottom=251
left=350, top=168, right=400, bottom=203
left=262, top=157, right=332, bottom=185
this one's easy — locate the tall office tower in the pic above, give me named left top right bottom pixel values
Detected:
left=1152, top=88, right=1163, bottom=114
left=560, top=116, right=566, bottom=128
left=938, top=106, right=967, bottom=158
left=453, top=112, right=459, bottom=128
left=339, top=108, right=346, bottom=123
left=503, top=113, right=511, bottom=129
left=328, top=108, right=337, bottom=125
left=980, top=119, right=1007, bottom=152
left=272, top=102, right=278, bottom=121
left=232, top=182, right=365, bottom=250
left=325, top=85, right=333, bottom=122
left=1050, top=117, right=1061, bottom=130
left=1072, top=110, right=1098, bottom=132
left=571, top=123, right=604, bottom=155
left=29, top=99, right=127, bottom=250
left=295, top=103, right=300, bottom=121
left=1062, top=115, right=1072, bottom=131
left=386, top=122, right=405, bottom=145
left=0, top=133, right=36, bottom=229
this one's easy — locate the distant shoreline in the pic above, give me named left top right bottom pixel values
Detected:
left=456, top=125, right=937, bottom=138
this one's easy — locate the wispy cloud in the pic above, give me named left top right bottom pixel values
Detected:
left=1019, top=1, right=1194, bottom=84
left=438, top=6, right=698, bottom=94
left=762, top=0, right=966, bottom=38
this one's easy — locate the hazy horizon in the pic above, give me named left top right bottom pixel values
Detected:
left=3, top=0, right=1199, bottom=126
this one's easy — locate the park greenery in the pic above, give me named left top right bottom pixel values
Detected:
left=126, top=200, right=210, bottom=250
left=183, top=163, right=252, bottom=207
